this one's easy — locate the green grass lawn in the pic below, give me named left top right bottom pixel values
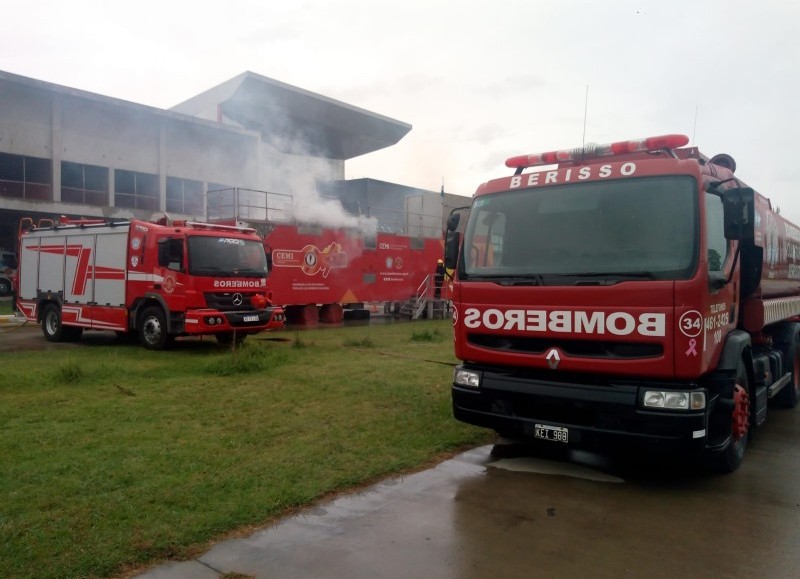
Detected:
left=0, top=320, right=491, bottom=579
left=0, top=299, right=13, bottom=315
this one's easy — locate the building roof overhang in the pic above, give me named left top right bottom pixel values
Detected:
left=171, top=71, right=411, bottom=160
left=0, top=69, right=257, bottom=139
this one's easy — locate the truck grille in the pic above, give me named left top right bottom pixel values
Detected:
left=467, top=333, right=662, bottom=359
left=204, top=292, right=257, bottom=311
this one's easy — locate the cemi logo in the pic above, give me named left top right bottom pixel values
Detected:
left=272, top=243, right=348, bottom=278
left=462, top=308, right=665, bottom=337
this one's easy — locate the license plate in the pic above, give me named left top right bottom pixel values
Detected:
left=534, top=423, right=569, bottom=443
left=243, top=315, right=259, bottom=322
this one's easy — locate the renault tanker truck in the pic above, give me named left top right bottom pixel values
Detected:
left=445, top=134, right=800, bottom=472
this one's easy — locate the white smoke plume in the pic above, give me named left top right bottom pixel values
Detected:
left=292, top=195, right=378, bottom=236
left=272, top=150, right=379, bottom=236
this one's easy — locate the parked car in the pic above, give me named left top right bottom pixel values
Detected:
left=0, top=248, right=17, bottom=297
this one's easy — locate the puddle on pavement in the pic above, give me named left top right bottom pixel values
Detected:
left=488, top=456, right=625, bottom=483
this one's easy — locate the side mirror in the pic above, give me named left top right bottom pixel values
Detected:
left=445, top=231, right=460, bottom=270
left=723, top=187, right=754, bottom=242
left=446, top=211, right=461, bottom=232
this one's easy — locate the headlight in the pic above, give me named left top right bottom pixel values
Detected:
left=643, top=390, right=706, bottom=410
left=454, top=367, right=481, bottom=388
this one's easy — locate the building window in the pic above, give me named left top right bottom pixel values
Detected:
left=114, top=169, right=158, bottom=210
left=207, top=183, right=234, bottom=221
left=0, top=152, right=52, bottom=201
left=62, top=161, right=108, bottom=206
left=166, top=176, right=203, bottom=215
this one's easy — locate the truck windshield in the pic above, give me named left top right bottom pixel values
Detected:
left=187, top=237, right=268, bottom=278
left=461, top=176, right=697, bottom=283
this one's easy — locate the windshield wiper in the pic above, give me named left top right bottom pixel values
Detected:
left=578, top=271, right=656, bottom=278
left=572, top=272, right=657, bottom=285
left=470, top=275, right=546, bottom=286
left=191, top=266, right=232, bottom=277
left=235, top=268, right=267, bottom=277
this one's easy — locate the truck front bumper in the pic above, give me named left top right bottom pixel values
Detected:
left=452, top=365, right=710, bottom=455
left=183, top=307, right=285, bottom=334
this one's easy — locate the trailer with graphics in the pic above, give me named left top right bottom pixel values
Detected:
left=208, top=188, right=445, bottom=324
left=445, top=134, right=800, bottom=472
left=16, top=216, right=284, bottom=349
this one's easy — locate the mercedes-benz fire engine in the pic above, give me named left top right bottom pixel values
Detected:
left=16, top=216, right=284, bottom=349
left=445, top=134, right=800, bottom=472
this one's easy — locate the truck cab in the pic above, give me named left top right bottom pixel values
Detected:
left=447, top=134, right=800, bottom=472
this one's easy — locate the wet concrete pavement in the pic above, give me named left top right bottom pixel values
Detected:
left=135, top=403, right=800, bottom=579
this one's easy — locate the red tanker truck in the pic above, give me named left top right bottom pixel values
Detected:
left=445, top=134, right=800, bottom=472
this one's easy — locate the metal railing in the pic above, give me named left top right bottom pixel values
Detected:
left=207, top=187, right=443, bottom=239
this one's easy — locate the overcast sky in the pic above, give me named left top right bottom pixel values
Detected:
left=2, top=1, right=799, bottom=219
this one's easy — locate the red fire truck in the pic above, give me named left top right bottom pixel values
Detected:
left=209, top=188, right=445, bottom=324
left=16, top=216, right=284, bottom=349
left=445, top=134, right=800, bottom=472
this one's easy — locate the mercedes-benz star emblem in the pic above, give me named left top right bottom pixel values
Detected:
left=232, top=293, right=244, bottom=306
left=546, top=348, right=561, bottom=370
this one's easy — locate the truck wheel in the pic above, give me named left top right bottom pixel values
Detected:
left=138, top=306, right=170, bottom=350
left=42, top=303, right=65, bottom=342
left=775, top=343, right=800, bottom=408
left=709, top=362, right=751, bottom=473
left=0, top=278, right=11, bottom=297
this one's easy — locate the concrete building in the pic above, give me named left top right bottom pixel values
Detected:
left=0, top=69, right=467, bottom=251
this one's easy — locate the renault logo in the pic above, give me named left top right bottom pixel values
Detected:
left=232, top=293, right=244, bottom=306
left=546, top=348, right=561, bottom=370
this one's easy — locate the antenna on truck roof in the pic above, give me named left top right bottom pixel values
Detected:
left=581, top=85, right=589, bottom=150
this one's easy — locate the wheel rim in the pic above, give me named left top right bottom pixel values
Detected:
left=45, top=310, right=58, bottom=335
left=731, top=384, right=750, bottom=441
left=143, top=316, right=162, bottom=345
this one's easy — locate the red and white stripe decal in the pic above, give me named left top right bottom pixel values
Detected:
left=27, top=243, right=126, bottom=296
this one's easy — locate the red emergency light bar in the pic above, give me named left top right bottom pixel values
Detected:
left=505, top=134, right=690, bottom=169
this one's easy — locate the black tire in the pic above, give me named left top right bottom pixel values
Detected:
left=42, top=303, right=65, bottom=342
left=138, top=306, right=170, bottom=350
left=0, top=278, right=11, bottom=297
left=775, top=343, right=800, bottom=408
left=708, top=361, right=751, bottom=473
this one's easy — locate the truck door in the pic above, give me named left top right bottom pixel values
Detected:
left=157, top=236, right=187, bottom=309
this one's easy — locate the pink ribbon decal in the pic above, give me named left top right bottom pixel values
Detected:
left=685, top=339, right=698, bottom=357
